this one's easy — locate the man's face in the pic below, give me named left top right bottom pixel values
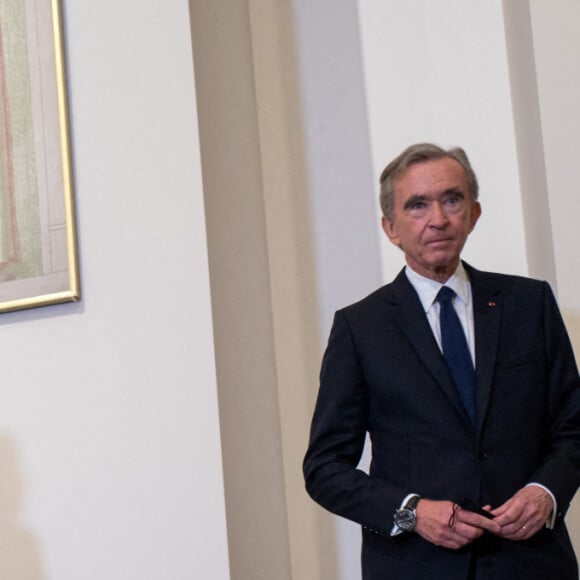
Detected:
left=382, top=157, right=481, bottom=281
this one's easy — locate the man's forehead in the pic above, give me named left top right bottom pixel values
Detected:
left=394, top=158, right=468, bottom=193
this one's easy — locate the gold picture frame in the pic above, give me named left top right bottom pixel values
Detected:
left=0, top=0, right=79, bottom=313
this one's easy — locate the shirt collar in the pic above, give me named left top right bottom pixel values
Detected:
left=405, top=262, right=471, bottom=313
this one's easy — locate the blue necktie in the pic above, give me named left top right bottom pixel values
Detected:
left=436, top=286, right=476, bottom=423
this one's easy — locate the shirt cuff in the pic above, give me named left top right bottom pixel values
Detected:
left=390, top=493, right=420, bottom=536
left=526, top=482, right=557, bottom=529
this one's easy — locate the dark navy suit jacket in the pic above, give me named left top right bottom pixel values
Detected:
left=304, top=263, right=580, bottom=579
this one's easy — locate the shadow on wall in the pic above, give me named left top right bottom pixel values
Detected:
left=567, top=492, right=580, bottom=554
left=0, top=433, right=44, bottom=579
left=562, top=310, right=580, bottom=557
left=562, top=310, right=580, bottom=355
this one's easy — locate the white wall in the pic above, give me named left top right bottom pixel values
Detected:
left=0, top=2, right=230, bottom=579
left=529, top=0, right=580, bottom=338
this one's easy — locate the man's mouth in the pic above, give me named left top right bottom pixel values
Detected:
left=426, top=238, right=453, bottom=245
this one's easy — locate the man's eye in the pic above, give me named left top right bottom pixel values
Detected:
left=411, top=201, right=426, bottom=210
left=445, top=196, right=460, bottom=206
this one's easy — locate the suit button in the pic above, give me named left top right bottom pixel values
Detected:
left=479, top=450, right=488, bottom=460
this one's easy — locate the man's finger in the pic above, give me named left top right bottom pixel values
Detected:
left=458, top=509, right=501, bottom=535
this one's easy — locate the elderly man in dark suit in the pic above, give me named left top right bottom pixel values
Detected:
left=303, top=143, right=580, bottom=579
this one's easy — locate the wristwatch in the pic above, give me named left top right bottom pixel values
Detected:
left=393, top=495, right=420, bottom=532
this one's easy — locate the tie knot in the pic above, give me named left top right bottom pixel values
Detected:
left=436, top=286, right=456, bottom=304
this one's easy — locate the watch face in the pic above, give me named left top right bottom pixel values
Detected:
left=394, top=508, right=416, bottom=531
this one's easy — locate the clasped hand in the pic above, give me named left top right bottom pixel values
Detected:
left=414, top=486, right=552, bottom=550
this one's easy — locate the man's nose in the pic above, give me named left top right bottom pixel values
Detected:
left=429, top=202, right=449, bottom=227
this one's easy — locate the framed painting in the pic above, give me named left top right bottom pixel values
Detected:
left=0, top=0, right=79, bottom=313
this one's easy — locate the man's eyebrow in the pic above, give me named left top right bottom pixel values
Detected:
left=441, top=187, right=466, bottom=198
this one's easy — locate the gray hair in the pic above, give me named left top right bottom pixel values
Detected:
left=379, top=143, right=479, bottom=220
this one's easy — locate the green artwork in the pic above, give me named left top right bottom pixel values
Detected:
left=0, top=0, right=42, bottom=282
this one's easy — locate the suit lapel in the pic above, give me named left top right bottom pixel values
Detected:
left=465, top=264, right=502, bottom=433
left=385, top=270, right=474, bottom=427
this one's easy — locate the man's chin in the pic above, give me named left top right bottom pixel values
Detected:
left=426, top=245, right=462, bottom=265
left=426, top=241, right=457, bottom=254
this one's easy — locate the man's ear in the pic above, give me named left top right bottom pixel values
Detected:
left=469, top=202, right=482, bottom=232
left=381, top=216, right=401, bottom=248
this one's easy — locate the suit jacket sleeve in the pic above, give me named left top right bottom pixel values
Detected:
left=303, top=309, right=401, bottom=535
